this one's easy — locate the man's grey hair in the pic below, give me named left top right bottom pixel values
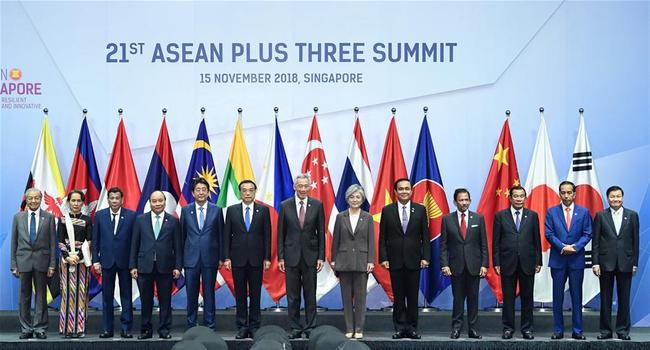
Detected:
left=295, top=173, right=311, bottom=183
left=345, top=184, right=366, bottom=202
left=24, top=188, right=42, bottom=198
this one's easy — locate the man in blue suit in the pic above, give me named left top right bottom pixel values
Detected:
left=92, top=187, right=136, bottom=338
left=545, top=180, right=592, bottom=340
left=180, top=177, right=224, bottom=330
left=130, top=191, right=182, bottom=339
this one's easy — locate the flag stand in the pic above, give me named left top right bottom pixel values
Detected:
left=420, top=299, right=439, bottom=313
left=267, top=301, right=286, bottom=313
left=484, top=298, right=503, bottom=313
left=535, top=302, right=552, bottom=312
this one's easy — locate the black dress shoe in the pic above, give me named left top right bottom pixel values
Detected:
left=120, top=330, right=133, bottom=339
left=235, top=329, right=248, bottom=339
left=450, top=329, right=460, bottom=339
left=597, top=333, right=613, bottom=340
left=35, top=332, right=47, bottom=339
left=19, top=332, right=33, bottom=339
left=522, top=331, right=534, bottom=340
left=618, top=334, right=631, bottom=341
left=99, top=331, right=113, bottom=338
left=159, top=333, right=172, bottom=339
left=137, top=332, right=152, bottom=339
left=288, top=330, right=302, bottom=339
left=572, top=332, right=586, bottom=340
left=502, top=330, right=513, bottom=339
left=551, top=332, right=564, bottom=339
left=468, top=330, right=482, bottom=339
left=392, top=332, right=404, bottom=339
left=406, top=331, right=421, bottom=339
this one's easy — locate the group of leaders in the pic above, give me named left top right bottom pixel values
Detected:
left=11, top=175, right=639, bottom=341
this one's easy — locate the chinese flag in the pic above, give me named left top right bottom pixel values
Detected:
left=476, top=118, right=520, bottom=303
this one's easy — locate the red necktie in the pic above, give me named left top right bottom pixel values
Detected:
left=565, top=207, right=571, bottom=231
left=460, top=212, right=467, bottom=240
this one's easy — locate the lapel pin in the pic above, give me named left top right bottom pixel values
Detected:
left=256, top=209, right=259, bottom=213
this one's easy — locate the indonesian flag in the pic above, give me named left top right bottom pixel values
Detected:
left=476, top=118, right=521, bottom=303
left=96, top=117, right=141, bottom=304
left=301, top=116, right=339, bottom=301
left=566, top=112, right=603, bottom=304
left=256, top=117, right=294, bottom=302
left=369, top=116, right=408, bottom=302
left=524, top=113, right=560, bottom=303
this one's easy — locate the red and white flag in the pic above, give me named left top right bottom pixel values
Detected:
left=524, top=113, right=560, bottom=303
left=301, top=116, right=339, bottom=300
left=566, top=111, right=603, bottom=304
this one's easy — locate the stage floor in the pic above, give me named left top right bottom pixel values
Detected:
left=0, top=310, right=648, bottom=349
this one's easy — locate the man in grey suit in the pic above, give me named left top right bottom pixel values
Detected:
left=10, top=188, right=56, bottom=339
left=278, top=173, right=325, bottom=339
left=592, top=186, right=639, bottom=340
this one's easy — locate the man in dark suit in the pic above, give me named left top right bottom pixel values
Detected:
left=223, top=180, right=271, bottom=339
left=130, top=191, right=182, bottom=339
left=492, top=185, right=542, bottom=340
left=545, top=180, right=592, bottom=340
left=92, top=187, right=136, bottom=338
left=10, top=188, right=56, bottom=339
left=440, top=188, right=488, bottom=339
left=592, top=186, right=639, bottom=340
left=379, top=178, right=430, bottom=340
left=180, top=178, right=223, bottom=330
left=278, top=173, right=325, bottom=339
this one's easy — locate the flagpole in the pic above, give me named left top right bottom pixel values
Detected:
left=162, top=107, right=167, bottom=118
left=354, top=106, right=359, bottom=118
left=82, top=108, right=87, bottom=118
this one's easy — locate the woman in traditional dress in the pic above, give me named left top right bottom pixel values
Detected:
left=57, top=189, right=92, bottom=338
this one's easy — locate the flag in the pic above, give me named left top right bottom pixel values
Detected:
left=476, top=118, right=521, bottom=303
left=257, top=118, right=294, bottom=302
left=370, top=116, right=408, bottom=301
left=180, top=119, right=220, bottom=205
left=136, top=117, right=185, bottom=296
left=525, top=114, right=560, bottom=303
left=566, top=112, right=604, bottom=304
left=65, top=117, right=103, bottom=300
left=409, top=116, right=451, bottom=304
left=96, top=117, right=141, bottom=304
left=301, top=116, right=339, bottom=300
left=216, top=115, right=256, bottom=294
left=22, top=114, right=66, bottom=303
left=335, top=115, right=378, bottom=292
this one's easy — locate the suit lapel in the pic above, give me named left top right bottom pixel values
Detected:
left=620, top=208, right=630, bottom=234
left=342, top=210, right=353, bottom=236
left=504, top=209, right=517, bottom=232
left=451, top=211, right=463, bottom=240
left=394, top=203, right=405, bottom=234
left=20, top=212, right=29, bottom=241
left=36, top=210, right=48, bottom=241
left=605, top=209, right=617, bottom=235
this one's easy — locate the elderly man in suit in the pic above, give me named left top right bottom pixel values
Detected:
left=224, top=180, right=271, bottom=339
left=440, top=188, right=488, bottom=340
left=92, top=187, right=136, bottom=338
left=130, top=191, right=182, bottom=340
left=545, top=180, right=592, bottom=340
left=492, top=185, right=542, bottom=340
left=180, top=177, right=224, bottom=330
left=11, top=188, right=56, bottom=339
left=592, top=186, right=639, bottom=340
left=278, top=173, right=325, bottom=339
left=379, top=178, right=430, bottom=340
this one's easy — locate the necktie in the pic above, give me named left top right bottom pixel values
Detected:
left=565, top=207, right=572, bottom=230
left=112, top=213, right=118, bottom=235
left=298, top=201, right=305, bottom=229
left=401, top=206, right=408, bottom=233
left=614, top=211, right=622, bottom=235
left=199, top=207, right=205, bottom=231
left=515, top=210, right=521, bottom=232
left=245, top=206, right=251, bottom=231
left=29, top=212, right=36, bottom=243
left=460, top=212, right=467, bottom=240
left=154, top=215, right=161, bottom=239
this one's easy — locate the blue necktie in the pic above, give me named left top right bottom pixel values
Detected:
left=199, top=207, right=205, bottom=231
left=515, top=210, right=521, bottom=232
left=29, top=212, right=36, bottom=243
left=245, top=206, right=251, bottom=232
left=401, top=206, right=408, bottom=234
left=154, top=215, right=161, bottom=239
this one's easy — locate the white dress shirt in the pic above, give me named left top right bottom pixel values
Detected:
left=457, top=210, right=469, bottom=227
left=110, top=208, right=122, bottom=235
left=27, top=208, right=40, bottom=233
left=611, top=207, right=623, bottom=235
left=398, top=201, right=411, bottom=224
left=242, top=202, right=254, bottom=221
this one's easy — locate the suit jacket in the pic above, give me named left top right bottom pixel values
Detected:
left=378, top=202, right=431, bottom=270
left=10, top=209, right=56, bottom=273
left=277, top=196, right=325, bottom=267
left=544, top=204, right=592, bottom=269
left=180, top=202, right=224, bottom=268
left=331, top=209, right=375, bottom=272
left=592, top=207, right=639, bottom=272
left=492, top=207, right=542, bottom=275
left=92, top=207, right=136, bottom=270
left=440, top=210, right=489, bottom=276
left=223, top=202, right=271, bottom=267
left=129, top=211, right=182, bottom=274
